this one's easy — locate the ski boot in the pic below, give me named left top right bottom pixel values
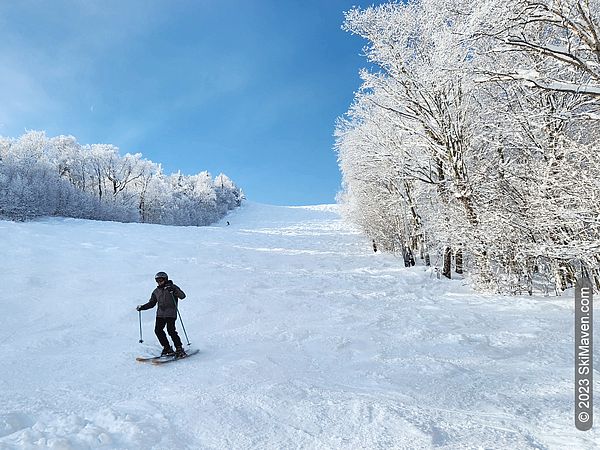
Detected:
left=161, top=346, right=175, bottom=356
left=175, top=346, right=187, bottom=358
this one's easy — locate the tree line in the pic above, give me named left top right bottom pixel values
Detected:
left=0, top=131, right=243, bottom=226
left=335, top=0, right=600, bottom=294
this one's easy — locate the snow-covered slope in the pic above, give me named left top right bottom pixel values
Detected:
left=0, top=203, right=597, bottom=449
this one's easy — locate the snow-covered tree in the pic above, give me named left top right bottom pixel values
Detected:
left=0, top=131, right=243, bottom=226
left=336, top=0, right=600, bottom=294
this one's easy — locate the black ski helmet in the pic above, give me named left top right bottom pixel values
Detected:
left=155, top=271, right=168, bottom=280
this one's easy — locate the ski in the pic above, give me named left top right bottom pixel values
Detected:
left=136, top=349, right=199, bottom=364
left=151, top=349, right=199, bottom=365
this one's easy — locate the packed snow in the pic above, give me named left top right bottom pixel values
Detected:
left=0, top=203, right=597, bottom=449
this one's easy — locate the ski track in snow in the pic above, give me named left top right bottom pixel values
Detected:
left=0, top=202, right=598, bottom=449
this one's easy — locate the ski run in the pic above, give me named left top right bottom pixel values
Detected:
left=0, top=202, right=597, bottom=449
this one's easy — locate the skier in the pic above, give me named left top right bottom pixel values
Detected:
left=137, top=272, right=187, bottom=357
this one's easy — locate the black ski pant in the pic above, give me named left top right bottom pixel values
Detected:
left=154, top=317, right=182, bottom=349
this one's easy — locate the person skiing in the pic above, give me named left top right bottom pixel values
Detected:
left=137, top=272, right=187, bottom=357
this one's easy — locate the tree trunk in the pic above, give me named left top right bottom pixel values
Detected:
left=455, top=247, right=463, bottom=274
left=443, top=247, right=452, bottom=279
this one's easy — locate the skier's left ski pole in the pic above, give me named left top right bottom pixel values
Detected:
left=170, top=292, right=191, bottom=346
left=177, top=310, right=191, bottom=346
left=138, top=310, right=144, bottom=343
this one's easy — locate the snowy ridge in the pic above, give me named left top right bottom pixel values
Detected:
left=0, top=203, right=597, bottom=449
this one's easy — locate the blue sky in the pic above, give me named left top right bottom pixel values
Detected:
left=0, top=1, right=383, bottom=205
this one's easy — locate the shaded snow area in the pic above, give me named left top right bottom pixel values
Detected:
left=1, top=203, right=598, bottom=449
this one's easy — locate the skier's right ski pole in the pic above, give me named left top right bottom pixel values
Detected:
left=138, top=310, right=144, bottom=343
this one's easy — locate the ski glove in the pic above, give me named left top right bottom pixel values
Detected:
left=136, top=305, right=142, bottom=311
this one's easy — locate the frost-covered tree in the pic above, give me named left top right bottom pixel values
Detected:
left=336, top=0, right=600, bottom=294
left=479, top=0, right=600, bottom=97
left=0, top=131, right=243, bottom=226
left=340, top=0, right=487, bottom=279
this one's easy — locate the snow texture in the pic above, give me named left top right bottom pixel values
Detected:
left=0, top=202, right=597, bottom=449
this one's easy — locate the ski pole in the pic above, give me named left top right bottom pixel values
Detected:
left=170, top=292, right=191, bottom=346
left=177, top=309, right=191, bottom=346
left=138, top=310, right=144, bottom=343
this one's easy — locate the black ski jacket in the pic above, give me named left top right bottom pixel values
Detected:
left=139, top=280, right=186, bottom=318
